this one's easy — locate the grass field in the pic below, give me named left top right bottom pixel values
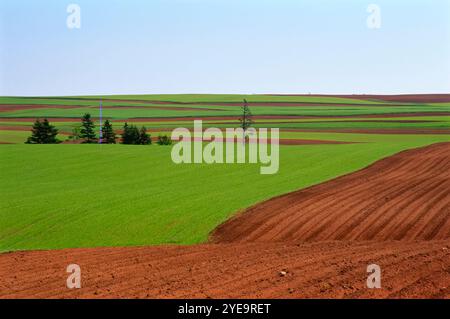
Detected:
left=0, top=94, right=449, bottom=252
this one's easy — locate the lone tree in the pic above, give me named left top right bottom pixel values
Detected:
left=102, top=120, right=116, bottom=144
left=239, top=99, right=253, bottom=143
left=26, top=118, right=60, bottom=144
left=80, top=113, right=97, bottom=143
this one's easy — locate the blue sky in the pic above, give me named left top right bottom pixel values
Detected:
left=0, top=0, right=449, bottom=96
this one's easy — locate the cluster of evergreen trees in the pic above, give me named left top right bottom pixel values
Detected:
left=121, top=123, right=151, bottom=145
left=26, top=113, right=172, bottom=145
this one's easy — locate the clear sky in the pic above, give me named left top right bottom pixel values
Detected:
left=0, top=0, right=449, bottom=96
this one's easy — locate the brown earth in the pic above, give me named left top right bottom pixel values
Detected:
left=0, top=240, right=448, bottom=299
left=0, top=143, right=449, bottom=299
left=0, top=117, right=79, bottom=123
left=0, top=125, right=31, bottom=131
left=212, top=143, right=450, bottom=243
left=0, top=104, right=82, bottom=112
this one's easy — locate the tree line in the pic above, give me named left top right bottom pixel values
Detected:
left=26, top=113, right=172, bottom=145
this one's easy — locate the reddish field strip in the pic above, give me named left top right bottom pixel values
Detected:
left=0, top=104, right=82, bottom=112
left=0, top=125, right=30, bottom=131
left=212, top=143, right=450, bottom=243
left=0, top=241, right=448, bottom=299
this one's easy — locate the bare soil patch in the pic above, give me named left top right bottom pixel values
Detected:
left=0, top=104, right=83, bottom=112
left=212, top=143, right=450, bottom=243
left=0, top=241, right=448, bottom=299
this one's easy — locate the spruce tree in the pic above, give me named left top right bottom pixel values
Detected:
left=80, top=113, right=97, bottom=143
left=239, top=99, right=253, bottom=132
left=121, top=123, right=139, bottom=144
left=26, top=118, right=59, bottom=144
left=102, top=120, right=116, bottom=144
left=121, top=122, right=130, bottom=144
left=138, top=126, right=151, bottom=145
left=41, top=119, right=59, bottom=143
left=26, top=119, right=43, bottom=144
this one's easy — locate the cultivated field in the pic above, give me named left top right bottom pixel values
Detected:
left=0, top=94, right=449, bottom=298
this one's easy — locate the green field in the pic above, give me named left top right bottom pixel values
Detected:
left=0, top=94, right=449, bottom=252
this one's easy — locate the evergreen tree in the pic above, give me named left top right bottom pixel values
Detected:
left=26, top=119, right=43, bottom=144
left=238, top=99, right=253, bottom=145
left=239, top=99, right=253, bottom=132
left=26, top=118, right=60, bottom=144
left=138, top=126, right=151, bottom=145
left=130, top=126, right=140, bottom=144
left=121, top=122, right=139, bottom=144
left=121, top=122, right=131, bottom=144
left=102, top=120, right=116, bottom=144
left=80, top=113, right=97, bottom=143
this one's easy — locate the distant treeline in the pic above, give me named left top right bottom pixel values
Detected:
left=25, top=113, right=172, bottom=145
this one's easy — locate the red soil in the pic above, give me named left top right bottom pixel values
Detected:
left=0, top=118, right=79, bottom=123
left=0, top=104, right=82, bottom=112
left=0, top=143, right=449, bottom=299
left=0, top=125, right=31, bottom=131
left=0, top=241, right=448, bottom=299
left=212, top=143, right=450, bottom=243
